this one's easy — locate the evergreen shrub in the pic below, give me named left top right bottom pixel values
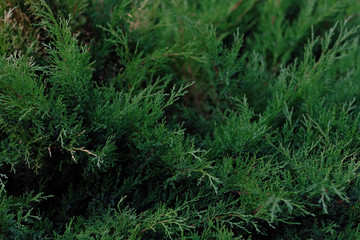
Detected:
left=1, top=0, right=360, bottom=239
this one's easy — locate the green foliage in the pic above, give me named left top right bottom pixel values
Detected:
left=0, top=181, right=52, bottom=239
left=0, top=0, right=360, bottom=239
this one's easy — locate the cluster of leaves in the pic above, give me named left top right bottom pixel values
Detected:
left=1, top=0, right=360, bottom=239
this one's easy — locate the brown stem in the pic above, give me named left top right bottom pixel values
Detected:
left=230, top=0, right=244, bottom=14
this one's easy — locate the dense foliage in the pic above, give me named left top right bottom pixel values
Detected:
left=1, top=0, right=360, bottom=239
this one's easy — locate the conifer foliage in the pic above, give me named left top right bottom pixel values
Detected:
left=1, top=0, right=360, bottom=239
